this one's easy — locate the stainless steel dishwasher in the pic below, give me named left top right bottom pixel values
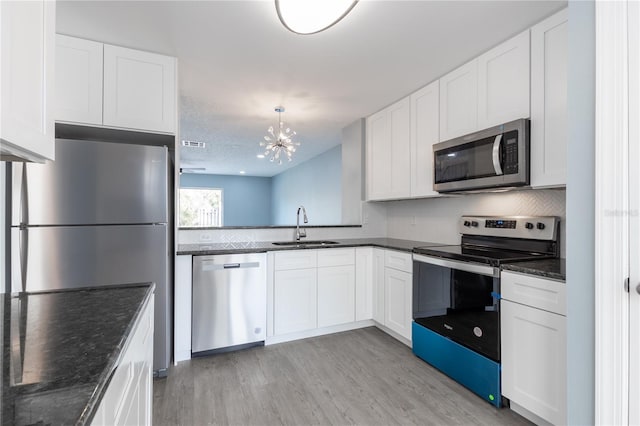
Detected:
left=192, top=253, right=267, bottom=354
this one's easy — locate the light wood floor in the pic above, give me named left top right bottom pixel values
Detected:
left=153, top=327, right=531, bottom=426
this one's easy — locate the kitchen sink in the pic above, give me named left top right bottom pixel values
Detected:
left=272, top=240, right=339, bottom=246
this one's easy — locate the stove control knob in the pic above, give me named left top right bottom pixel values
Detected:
left=464, top=221, right=471, bottom=227
left=525, top=222, right=534, bottom=230
left=537, top=222, right=546, bottom=230
left=471, top=221, right=479, bottom=227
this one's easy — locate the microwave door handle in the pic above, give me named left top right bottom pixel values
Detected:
left=492, top=134, right=503, bottom=175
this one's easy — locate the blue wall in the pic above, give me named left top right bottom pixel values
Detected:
left=180, top=174, right=272, bottom=226
left=566, top=1, right=595, bottom=424
left=271, top=146, right=342, bottom=225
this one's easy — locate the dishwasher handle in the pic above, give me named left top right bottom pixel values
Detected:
left=201, top=261, right=261, bottom=272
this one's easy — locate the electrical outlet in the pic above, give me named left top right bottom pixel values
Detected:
left=363, top=212, right=369, bottom=224
left=411, top=216, right=416, bottom=226
left=199, top=233, right=212, bottom=242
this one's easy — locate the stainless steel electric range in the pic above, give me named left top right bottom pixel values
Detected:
left=411, top=215, right=560, bottom=407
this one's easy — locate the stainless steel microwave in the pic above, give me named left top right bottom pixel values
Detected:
left=433, top=118, right=530, bottom=193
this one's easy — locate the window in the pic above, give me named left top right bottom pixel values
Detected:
left=179, top=188, right=223, bottom=227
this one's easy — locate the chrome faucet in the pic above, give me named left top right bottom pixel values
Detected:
left=295, top=205, right=308, bottom=241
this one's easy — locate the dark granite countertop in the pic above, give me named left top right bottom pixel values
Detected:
left=177, top=237, right=449, bottom=256
left=501, top=258, right=566, bottom=281
left=1, top=283, right=154, bottom=426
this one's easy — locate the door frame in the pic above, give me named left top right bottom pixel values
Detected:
left=594, top=0, right=637, bottom=424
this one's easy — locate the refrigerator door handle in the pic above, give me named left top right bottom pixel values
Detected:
left=11, top=163, right=28, bottom=226
left=19, top=228, right=28, bottom=293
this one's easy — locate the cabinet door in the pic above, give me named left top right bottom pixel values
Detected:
left=410, top=80, right=440, bottom=197
left=384, top=268, right=412, bottom=341
left=318, top=265, right=355, bottom=327
left=274, top=268, right=317, bottom=335
left=501, top=300, right=566, bottom=425
left=388, top=97, right=412, bottom=199
left=530, top=9, right=568, bottom=188
left=55, top=35, right=103, bottom=125
left=0, top=0, right=55, bottom=162
left=366, top=109, right=391, bottom=200
left=355, top=247, right=373, bottom=321
left=477, top=30, right=531, bottom=130
left=103, top=44, right=176, bottom=133
left=439, top=60, right=478, bottom=141
left=372, top=249, right=386, bottom=324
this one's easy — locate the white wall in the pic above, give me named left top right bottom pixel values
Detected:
left=342, top=118, right=365, bottom=225
left=385, top=189, right=567, bottom=255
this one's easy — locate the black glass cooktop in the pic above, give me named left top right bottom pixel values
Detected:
left=413, top=244, right=552, bottom=266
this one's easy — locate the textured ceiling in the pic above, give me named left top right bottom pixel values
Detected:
left=57, top=0, right=566, bottom=177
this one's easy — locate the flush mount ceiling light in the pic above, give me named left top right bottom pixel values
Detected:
left=259, top=106, right=300, bottom=165
left=275, top=0, right=359, bottom=35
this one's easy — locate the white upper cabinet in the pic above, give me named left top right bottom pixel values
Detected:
left=477, top=30, right=530, bottom=130
left=0, top=0, right=55, bottom=162
left=410, top=80, right=440, bottom=198
left=55, top=35, right=177, bottom=134
left=366, top=97, right=411, bottom=200
left=530, top=9, right=568, bottom=188
left=56, top=35, right=103, bottom=125
left=439, top=30, right=530, bottom=142
left=439, top=60, right=478, bottom=142
left=103, top=45, right=176, bottom=133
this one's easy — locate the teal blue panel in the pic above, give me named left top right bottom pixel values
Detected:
left=412, top=322, right=502, bottom=407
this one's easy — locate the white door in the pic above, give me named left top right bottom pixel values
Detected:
left=355, top=247, right=373, bottom=321
left=439, top=59, right=478, bottom=141
left=366, top=110, right=391, bottom=200
left=501, top=300, right=567, bottom=425
left=384, top=268, right=412, bottom=341
left=388, top=97, right=411, bottom=199
left=0, top=0, right=55, bottom=162
left=103, top=44, right=176, bottom=133
left=530, top=9, right=568, bottom=188
left=318, top=265, right=355, bottom=327
left=55, top=35, right=104, bottom=125
left=410, top=80, right=440, bottom=197
left=274, top=268, right=317, bottom=335
left=372, top=249, right=386, bottom=324
left=477, top=30, right=530, bottom=130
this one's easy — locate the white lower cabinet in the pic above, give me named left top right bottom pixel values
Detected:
left=318, top=265, right=355, bottom=327
left=92, top=296, right=154, bottom=426
left=372, top=249, right=413, bottom=344
left=355, top=247, right=374, bottom=321
left=384, top=267, right=413, bottom=341
left=501, top=271, right=566, bottom=425
left=274, top=268, right=317, bottom=335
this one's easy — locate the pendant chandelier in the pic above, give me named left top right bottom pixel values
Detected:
left=259, top=106, right=300, bottom=165
left=275, top=0, right=359, bottom=35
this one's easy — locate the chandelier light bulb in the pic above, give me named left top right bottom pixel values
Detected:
left=259, top=106, right=300, bottom=165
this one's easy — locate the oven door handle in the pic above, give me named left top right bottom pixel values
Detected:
left=413, top=254, right=496, bottom=277
left=492, top=134, right=503, bottom=176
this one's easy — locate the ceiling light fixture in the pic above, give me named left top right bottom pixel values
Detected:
left=259, top=106, right=300, bottom=165
left=275, top=0, right=359, bottom=35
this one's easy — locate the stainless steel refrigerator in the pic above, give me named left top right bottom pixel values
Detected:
left=9, top=138, right=172, bottom=375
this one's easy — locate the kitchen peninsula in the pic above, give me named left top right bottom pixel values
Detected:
left=1, top=284, right=154, bottom=426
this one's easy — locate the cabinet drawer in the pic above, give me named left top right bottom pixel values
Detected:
left=385, top=250, right=412, bottom=273
left=501, top=271, right=566, bottom=315
left=317, top=248, right=355, bottom=267
left=274, top=250, right=317, bottom=270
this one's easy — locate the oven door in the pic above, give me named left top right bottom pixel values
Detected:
left=412, top=254, right=501, bottom=362
left=433, top=118, right=529, bottom=192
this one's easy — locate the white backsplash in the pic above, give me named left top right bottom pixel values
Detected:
left=385, top=188, right=566, bottom=256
